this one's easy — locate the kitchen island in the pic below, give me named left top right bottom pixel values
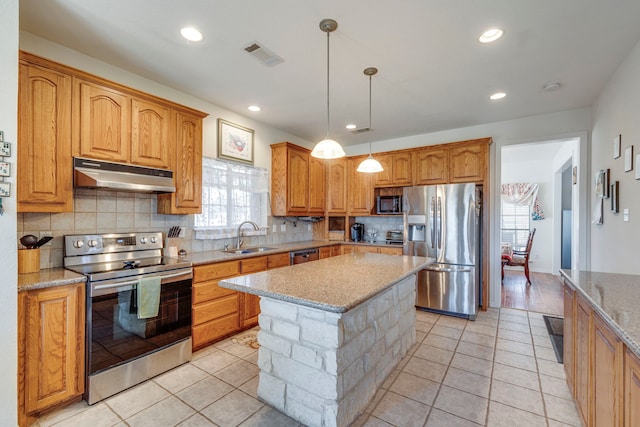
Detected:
left=219, top=252, right=431, bottom=427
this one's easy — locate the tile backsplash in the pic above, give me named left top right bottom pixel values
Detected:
left=18, top=189, right=312, bottom=269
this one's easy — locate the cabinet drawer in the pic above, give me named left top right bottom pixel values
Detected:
left=267, top=252, right=290, bottom=269
left=193, top=261, right=240, bottom=283
left=379, top=246, right=403, bottom=255
left=193, top=280, right=236, bottom=304
left=193, top=294, right=239, bottom=325
left=357, top=245, right=379, bottom=254
left=241, top=257, right=268, bottom=274
left=192, top=313, right=240, bottom=349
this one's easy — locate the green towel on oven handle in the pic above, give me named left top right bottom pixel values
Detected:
left=137, top=276, right=161, bottom=319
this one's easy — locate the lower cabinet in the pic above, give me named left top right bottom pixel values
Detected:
left=624, top=348, right=640, bottom=426
left=18, top=283, right=85, bottom=426
left=355, top=245, right=403, bottom=255
left=592, top=313, right=622, bottom=427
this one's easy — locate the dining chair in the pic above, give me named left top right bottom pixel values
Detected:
left=502, top=228, right=536, bottom=285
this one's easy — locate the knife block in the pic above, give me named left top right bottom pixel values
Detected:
left=18, top=248, right=40, bottom=274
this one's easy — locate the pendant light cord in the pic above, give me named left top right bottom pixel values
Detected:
left=368, top=73, right=373, bottom=154
left=326, top=30, right=331, bottom=139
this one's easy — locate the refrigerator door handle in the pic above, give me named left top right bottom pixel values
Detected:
left=430, top=196, right=436, bottom=249
left=437, top=196, right=442, bottom=249
left=424, top=266, right=473, bottom=273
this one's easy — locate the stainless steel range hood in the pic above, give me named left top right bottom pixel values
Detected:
left=74, top=158, right=176, bottom=193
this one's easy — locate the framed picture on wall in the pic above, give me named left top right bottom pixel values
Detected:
left=611, top=181, right=619, bottom=213
left=636, top=155, right=640, bottom=179
left=217, top=119, right=255, bottom=165
left=614, top=134, right=621, bottom=159
left=625, top=146, right=634, bottom=171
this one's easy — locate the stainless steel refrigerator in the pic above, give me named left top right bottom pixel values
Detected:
left=403, top=183, right=481, bottom=320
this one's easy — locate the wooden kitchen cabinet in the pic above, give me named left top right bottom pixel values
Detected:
left=624, top=348, right=640, bottom=426
left=575, top=294, right=591, bottom=426
left=327, top=158, right=348, bottom=214
left=157, top=111, right=204, bottom=214
left=267, top=252, right=291, bottom=269
left=74, top=78, right=131, bottom=163
left=374, top=152, right=412, bottom=187
left=17, top=61, right=73, bottom=213
left=449, top=141, right=486, bottom=183
left=347, top=156, right=374, bottom=215
left=131, top=98, right=171, bottom=169
left=240, top=257, right=268, bottom=328
left=356, top=245, right=403, bottom=255
left=331, top=245, right=343, bottom=257
left=563, top=284, right=575, bottom=394
left=319, top=246, right=332, bottom=259
left=271, top=142, right=326, bottom=216
left=18, top=283, right=85, bottom=425
left=592, top=313, right=622, bottom=427
left=413, top=147, right=448, bottom=185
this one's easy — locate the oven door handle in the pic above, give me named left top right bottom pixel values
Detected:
left=93, top=270, right=193, bottom=291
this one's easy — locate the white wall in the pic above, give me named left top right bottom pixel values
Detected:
left=591, top=38, right=640, bottom=274
left=0, top=1, right=18, bottom=425
left=19, top=32, right=313, bottom=172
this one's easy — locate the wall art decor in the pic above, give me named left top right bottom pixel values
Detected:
left=614, top=134, right=621, bottom=159
left=625, top=145, right=634, bottom=172
left=217, top=118, right=255, bottom=165
left=611, top=181, right=619, bottom=213
left=636, top=154, right=640, bottom=179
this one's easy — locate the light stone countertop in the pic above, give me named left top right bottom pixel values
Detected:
left=18, top=267, right=86, bottom=292
left=560, top=269, right=640, bottom=356
left=188, top=240, right=396, bottom=265
left=219, top=252, right=431, bottom=313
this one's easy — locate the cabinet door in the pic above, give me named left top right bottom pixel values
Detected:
left=21, top=284, right=85, bottom=414
left=593, top=313, right=622, bottom=427
left=288, top=147, right=310, bottom=214
left=267, top=253, right=291, bottom=269
left=76, top=79, right=130, bottom=162
left=348, top=157, right=373, bottom=215
left=624, top=349, right=640, bottom=427
left=357, top=245, right=378, bottom=254
left=157, top=111, right=203, bottom=214
left=331, top=245, right=343, bottom=257
left=575, top=296, right=591, bottom=426
left=18, top=63, right=73, bottom=212
left=392, top=153, right=412, bottom=185
left=327, top=158, right=348, bottom=214
left=308, top=156, right=326, bottom=214
left=379, top=246, right=402, bottom=255
left=413, top=148, right=448, bottom=185
left=449, top=143, right=485, bottom=183
left=131, top=98, right=171, bottom=169
left=563, top=284, right=575, bottom=394
left=373, top=154, right=394, bottom=187
left=319, top=246, right=331, bottom=259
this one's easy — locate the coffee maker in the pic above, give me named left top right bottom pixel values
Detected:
left=351, top=223, right=365, bottom=242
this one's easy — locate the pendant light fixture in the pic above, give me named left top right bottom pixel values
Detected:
left=311, top=19, right=346, bottom=159
left=357, top=67, right=384, bottom=173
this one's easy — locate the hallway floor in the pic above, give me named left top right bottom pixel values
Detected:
left=501, top=269, right=564, bottom=316
left=35, top=307, right=581, bottom=427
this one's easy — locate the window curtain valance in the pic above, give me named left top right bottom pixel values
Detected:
left=501, top=183, right=545, bottom=220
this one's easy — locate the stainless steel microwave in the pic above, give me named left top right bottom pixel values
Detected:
left=377, top=195, right=402, bottom=214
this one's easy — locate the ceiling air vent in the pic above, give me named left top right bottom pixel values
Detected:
left=350, top=127, right=371, bottom=134
left=244, top=41, right=284, bottom=67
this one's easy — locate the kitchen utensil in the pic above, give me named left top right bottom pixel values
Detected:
left=34, top=236, right=53, bottom=248
left=20, top=234, right=38, bottom=249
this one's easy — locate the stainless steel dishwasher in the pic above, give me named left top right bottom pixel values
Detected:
left=290, top=248, right=319, bottom=264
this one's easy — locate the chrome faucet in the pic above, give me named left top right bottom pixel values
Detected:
left=236, top=221, right=260, bottom=249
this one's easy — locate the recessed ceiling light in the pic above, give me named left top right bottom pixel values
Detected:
left=248, top=105, right=261, bottom=112
left=543, top=81, right=561, bottom=92
left=180, top=27, right=203, bottom=42
left=489, top=92, right=506, bottom=100
left=346, top=124, right=357, bottom=130
left=479, top=28, right=503, bottom=43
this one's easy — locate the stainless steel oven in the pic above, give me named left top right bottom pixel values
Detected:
left=64, top=232, right=193, bottom=404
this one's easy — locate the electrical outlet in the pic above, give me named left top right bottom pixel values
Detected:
left=272, top=224, right=277, bottom=233
left=281, top=223, right=286, bottom=232
left=308, top=224, right=311, bottom=231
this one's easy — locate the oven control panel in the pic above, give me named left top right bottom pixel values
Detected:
left=64, top=232, right=164, bottom=256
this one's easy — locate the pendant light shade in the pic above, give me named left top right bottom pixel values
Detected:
left=311, top=19, right=345, bottom=159
left=357, top=67, right=383, bottom=173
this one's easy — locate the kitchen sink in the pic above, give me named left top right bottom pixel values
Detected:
left=222, top=246, right=276, bottom=255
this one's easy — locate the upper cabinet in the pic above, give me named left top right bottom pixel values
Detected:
left=413, top=147, right=448, bottom=185
left=326, top=158, right=348, bottom=214
left=157, top=111, right=204, bottom=214
left=18, top=52, right=207, bottom=213
left=347, top=156, right=373, bottom=215
left=449, top=140, right=487, bottom=183
left=373, top=152, right=412, bottom=187
left=271, top=142, right=326, bottom=216
left=18, top=61, right=73, bottom=213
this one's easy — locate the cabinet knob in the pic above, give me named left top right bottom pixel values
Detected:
left=73, top=240, right=84, bottom=248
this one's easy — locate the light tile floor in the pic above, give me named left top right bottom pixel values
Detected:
left=35, top=308, right=583, bottom=427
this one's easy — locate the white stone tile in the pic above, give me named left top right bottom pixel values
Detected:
left=413, top=344, right=454, bottom=365
left=465, top=323, right=498, bottom=337
left=214, top=359, right=260, bottom=387
left=455, top=340, right=495, bottom=361
left=487, top=401, right=547, bottom=427
left=238, top=406, right=301, bottom=427
left=415, top=320, right=434, bottom=333
left=543, top=393, right=583, bottom=426
left=176, top=413, right=219, bottom=426
left=450, top=353, right=493, bottom=377
left=105, top=380, right=170, bottom=419
left=430, top=324, right=464, bottom=340
left=500, top=308, right=529, bottom=318
left=371, top=391, right=430, bottom=427
left=497, top=328, right=532, bottom=344
left=191, top=349, right=242, bottom=374
left=494, top=349, right=537, bottom=372
left=444, top=366, right=491, bottom=398
left=389, top=371, right=440, bottom=405
left=491, top=362, right=540, bottom=391
left=174, top=376, right=234, bottom=411
left=535, top=344, right=561, bottom=362
left=153, top=363, right=208, bottom=393
left=201, top=390, right=264, bottom=427
left=125, top=395, right=195, bottom=426
left=423, top=333, right=459, bottom=351
left=37, top=400, right=92, bottom=427
left=539, top=374, right=573, bottom=400
left=433, top=385, right=488, bottom=424
left=44, top=402, right=120, bottom=427
left=461, top=330, right=496, bottom=348
left=533, top=333, right=554, bottom=348
left=496, top=337, right=534, bottom=356
left=531, top=325, right=550, bottom=337
left=499, top=320, right=531, bottom=334
left=426, top=408, right=482, bottom=426
left=490, top=379, right=545, bottom=416
left=238, top=375, right=260, bottom=398
left=403, top=356, right=448, bottom=383
left=537, top=358, right=566, bottom=379
left=435, top=315, right=468, bottom=330
left=362, top=416, right=395, bottom=427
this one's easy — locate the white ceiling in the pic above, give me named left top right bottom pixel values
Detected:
left=19, top=0, right=640, bottom=147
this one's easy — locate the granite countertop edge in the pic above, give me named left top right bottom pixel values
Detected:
left=220, top=254, right=430, bottom=313
left=560, top=269, right=640, bottom=357
left=18, top=268, right=86, bottom=292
